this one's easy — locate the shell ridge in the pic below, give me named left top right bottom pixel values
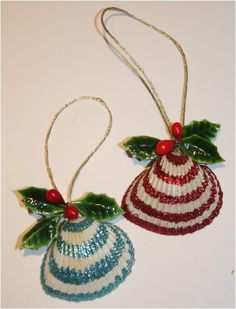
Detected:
left=165, top=152, right=189, bottom=165
left=48, top=225, right=126, bottom=285
left=129, top=185, right=221, bottom=228
left=123, top=183, right=222, bottom=233
left=41, top=225, right=135, bottom=301
left=143, top=168, right=208, bottom=202
left=52, top=229, right=116, bottom=271
left=63, top=218, right=94, bottom=232
left=57, top=224, right=109, bottom=259
left=154, top=160, right=200, bottom=185
left=60, top=221, right=98, bottom=244
left=41, top=252, right=133, bottom=302
left=123, top=193, right=222, bottom=235
left=160, top=154, right=193, bottom=175
left=122, top=165, right=223, bottom=235
left=126, top=171, right=220, bottom=221
left=130, top=170, right=217, bottom=221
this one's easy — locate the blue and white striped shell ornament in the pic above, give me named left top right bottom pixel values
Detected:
left=16, top=97, right=135, bottom=302
left=40, top=217, right=135, bottom=302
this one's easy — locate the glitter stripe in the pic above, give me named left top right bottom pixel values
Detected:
left=165, top=152, right=189, bottom=165
left=63, top=218, right=94, bottom=232
left=123, top=192, right=222, bottom=235
left=57, top=223, right=108, bottom=259
left=125, top=168, right=220, bottom=228
left=60, top=222, right=98, bottom=244
left=40, top=226, right=135, bottom=302
left=49, top=225, right=125, bottom=284
left=160, top=154, right=192, bottom=177
left=154, top=159, right=200, bottom=185
left=129, top=170, right=217, bottom=223
left=143, top=168, right=208, bottom=203
left=46, top=231, right=133, bottom=293
left=126, top=189, right=220, bottom=229
left=41, top=258, right=133, bottom=301
left=122, top=167, right=223, bottom=235
left=145, top=163, right=206, bottom=196
left=53, top=228, right=117, bottom=271
left=135, top=171, right=212, bottom=213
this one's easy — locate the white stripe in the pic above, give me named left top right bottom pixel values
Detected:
left=53, top=225, right=117, bottom=271
left=60, top=221, right=99, bottom=244
left=125, top=172, right=220, bottom=229
left=132, top=171, right=212, bottom=214
left=160, top=155, right=193, bottom=177
left=143, top=163, right=205, bottom=196
left=43, top=234, right=132, bottom=295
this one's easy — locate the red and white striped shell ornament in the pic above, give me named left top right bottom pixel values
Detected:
left=99, top=7, right=224, bottom=236
left=121, top=121, right=224, bottom=236
left=122, top=150, right=223, bottom=235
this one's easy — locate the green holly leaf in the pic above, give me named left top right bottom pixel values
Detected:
left=73, top=192, right=123, bottom=221
left=20, top=216, right=61, bottom=250
left=179, top=134, right=224, bottom=164
left=17, top=187, right=65, bottom=217
left=123, top=136, right=159, bottom=161
left=183, top=119, right=220, bottom=141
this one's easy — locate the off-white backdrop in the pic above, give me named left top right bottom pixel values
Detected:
left=2, top=1, right=234, bottom=308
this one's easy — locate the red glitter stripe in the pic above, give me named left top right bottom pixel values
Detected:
left=122, top=183, right=222, bottom=235
left=129, top=168, right=217, bottom=223
left=153, top=160, right=200, bottom=185
left=142, top=168, right=208, bottom=204
left=123, top=200, right=222, bottom=235
left=121, top=167, right=223, bottom=235
left=165, top=152, right=189, bottom=165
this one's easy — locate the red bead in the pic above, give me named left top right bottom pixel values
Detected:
left=45, top=189, right=65, bottom=204
left=65, top=205, right=79, bottom=220
left=155, top=140, right=176, bottom=155
left=171, top=122, right=183, bottom=139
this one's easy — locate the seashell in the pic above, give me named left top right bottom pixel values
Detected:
left=122, top=151, right=223, bottom=235
left=41, top=217, right=135, bottom=301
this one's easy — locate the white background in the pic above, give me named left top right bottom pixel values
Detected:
left=2, top=1, right=235, bottom=308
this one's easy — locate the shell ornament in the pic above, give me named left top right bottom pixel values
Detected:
left=17, top=188, right=135, bottom=302
left=99, top=8, right=225, bottom=236
left=122, top=120, right=224, bottom=235
left=41, top=217, right=134, bottom=301
left=16, top=97, right=135, bottom=302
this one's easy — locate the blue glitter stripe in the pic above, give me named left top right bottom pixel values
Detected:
left=49, top=225, right=125, bottom=285
left=40, top=226, right=135, bottom=302
left=57, top=223, right=108, bottom=259
left=63, top=218, right=94, bottom=232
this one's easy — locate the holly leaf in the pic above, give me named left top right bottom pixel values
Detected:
left=20, top=216, right=61, bottom=250
left=73, top=192, right=123, bottom=221
left=123, top=136, right=159, bottom=161
left=179, top=134, right=224, bottom=164
left=17, top=187, right=65, bottom=217
left=183, top=119, right=220, bottom=141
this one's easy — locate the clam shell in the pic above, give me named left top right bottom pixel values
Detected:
left=122, top=152, right=223, bottom=235
left=40, top=218, right=135, bottom=301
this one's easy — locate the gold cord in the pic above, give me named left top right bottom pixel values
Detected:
left=44, top=96, right=112, bottom=203
left=98, top=7, right=188, bottom=135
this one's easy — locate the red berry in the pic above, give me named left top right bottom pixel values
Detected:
left=65, top=205, right=79, bottom=220
left=171, top=122, right=183, bottom=140
left=45, top=189, right=65, bottom=204
left=155, top=140, right=176, bottom=155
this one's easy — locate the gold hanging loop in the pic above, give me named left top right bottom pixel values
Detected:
left=98, top=7, right=188, bottom=135
left=44, top=96, right=112, bottom=203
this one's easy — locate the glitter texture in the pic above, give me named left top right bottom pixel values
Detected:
left=40, top=218, right=135, bottom=302
left=57, top=224, right=109, bottom=259
left=63, top=218, right=94, bottom=232
left=122, top=153, right=223, bottom=235
left=49, top=225, right=125, bottom=284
